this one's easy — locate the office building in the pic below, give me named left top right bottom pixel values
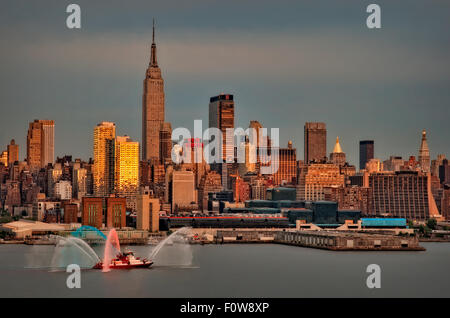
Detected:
left=359, top=140, right=374, bottom=171
left=137, top=193, right=160, bottom=232
left=209, top=94, right=235, bottom=162
left=7, top=139, right=19, bottom=165
left=297, top=163, right=345, bottom=201
left=273, top=141, right=297, bottom=185
left=367, top=171, right=441, bottom=220
left=93, top=122, right=116, bottom=196
left=159, top=122, right=172, bottom=164
left=171, top=170, right=196, bottom=212
left=418, top=130, right=431, bottom=173
left=330, top=136, right=346, bottom=167
left=115, top=136, right=139, bottom=211
left=304, top=122, right=326, bottom=164
left=142, top=22, right=165, bottom=161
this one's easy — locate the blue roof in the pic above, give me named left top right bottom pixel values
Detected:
left=361, top=218, right=406, bottom=227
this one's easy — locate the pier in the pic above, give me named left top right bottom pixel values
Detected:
left=190, top=228, right=425, bottom=251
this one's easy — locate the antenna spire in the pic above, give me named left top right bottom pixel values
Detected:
left=152, top=18, right=155, bottom=43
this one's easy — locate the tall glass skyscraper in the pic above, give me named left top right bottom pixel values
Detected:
left=359, top=140, right=374, bottom=171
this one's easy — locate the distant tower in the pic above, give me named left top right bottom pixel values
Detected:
left=142, top=19, right=165, bottom=162
left=304, top=122, right=326, bottom=164
left=209, top=94, right=235, bottom=162
left=159, top=122, right=172, bottom=164
left=40, top=120, right=55, bottom=167
left=27, top=119, right=54, bottom=170
left=93, top=122, right=116, bottom=196
left=115, top=136, right=140, bottom=211
left=418, top=130, right=430, bottom=173
left=209, top=94, right=235, bottom=189
left=359, top=140, right=374, bottom=171
left=7, top=139, right=19, bottom=165
left=330, top=136, right=346, bottom=167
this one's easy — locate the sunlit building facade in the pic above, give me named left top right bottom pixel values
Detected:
left=93, top=122, right=116, bottom=196
left=115, top=136, right=140, bottom=211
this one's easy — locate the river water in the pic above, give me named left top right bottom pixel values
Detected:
left=0, top=243, right=448, bottom=297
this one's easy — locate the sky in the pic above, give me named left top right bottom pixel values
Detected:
left=0, top=0, right=449, bottom=166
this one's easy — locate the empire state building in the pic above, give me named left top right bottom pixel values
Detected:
left=142, top=21, right=165, bottom=161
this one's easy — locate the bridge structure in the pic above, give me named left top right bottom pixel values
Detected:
left=71, top=225, right=107, bottom=240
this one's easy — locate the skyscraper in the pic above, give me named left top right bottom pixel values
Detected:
left=418, top=130, right=431, bottom=173
left=93, top=122, right=116, bottom=196
left=26, top=119, right=54, bottom=170
left=142, top=21, right=165, bottom=162
left=330, top=136, right=346, bottom=167
left=209, top=93, right=235, bottom=189
left=159, top=122, right=172, bottom=164
left=209, top=94, right=235, bottom=162
left=7, top=139, right=19, bottom=165
left=40, top=120, right=55, bottom=167
left=115, top=136, right=140, bottom=211
left=27, top=120, right=41, bottom=169
left=304, top=122, right=326, bottom=164
left=359, top=140, right=374, bottom=171
left=273, top=141, right=297, bottom=186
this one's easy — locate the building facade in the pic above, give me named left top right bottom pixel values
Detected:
left=359, top=140, right=374, bottom=171
left=368, top=171, right=441, bottom=220
left=93, top=122, right=116, bottom=196
left=115, top=136, right=139, bottom=211
left=304, top=122, right=326, bottom=164
left=142, top=22, right=165, bottom=162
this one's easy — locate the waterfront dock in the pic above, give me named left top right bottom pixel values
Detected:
left=190, top=228, right=425, bottom=251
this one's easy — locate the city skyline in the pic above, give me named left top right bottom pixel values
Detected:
left=0, top=0, right=449, bottom=165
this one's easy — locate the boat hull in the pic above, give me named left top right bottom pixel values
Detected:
left=93, top=260, right=153, bottom=269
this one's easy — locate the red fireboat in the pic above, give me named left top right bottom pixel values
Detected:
left=93, top=251, right=153, bottom=269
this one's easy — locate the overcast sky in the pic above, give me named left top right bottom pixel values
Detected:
left=0, top=0, right=449, bottom=166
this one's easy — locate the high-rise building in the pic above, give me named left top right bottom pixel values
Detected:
left=159, top=122, right=172, bottom=164
left=7, top=139, right=19, bottom=165
left=26, top=120, right=42, bottom=170
left=418, top=130, right=431, bottom=173
left=273, top=141, right=297, bottom=186
left=73, top=167, right=88, bottom=200
left=367, top=171, right=441, bottom=220
left=54, top=180, right=72, bottom=200
left=209, top=94, right=235, bottom=162
left=304, top=122, right=326, bottom=164
left=439, top=159, right=450, bottom=185
left=93, top=122, right=116, bottom=196
left=142, top=21, right=165, bottom=162
left=137, top=193, right=160, bottom=232
left=365, top=158, right=383, bottom=173
left=359, top=140, right=374, bottom=171
left=26, top=120, right=55, bottom=170
left=171, top=170, right=196, bottom=212
left=0, top=151, right=7, bottom=167
left=431, top=154, right=446, bottom=177
left=383, top=156, right=404, bottom=172
left=197, top=171, right=223, bottom=212
left=40, top=120, right=55, bottom=167
left=47, top=163, right=62, bottom=198
left=324, top=185, right=372, bottom=215
left=115, top=136, right=140, bottom=211
left=297, top=163, right=345, bottom=201
left=330, top=136, right=346, bottom=167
